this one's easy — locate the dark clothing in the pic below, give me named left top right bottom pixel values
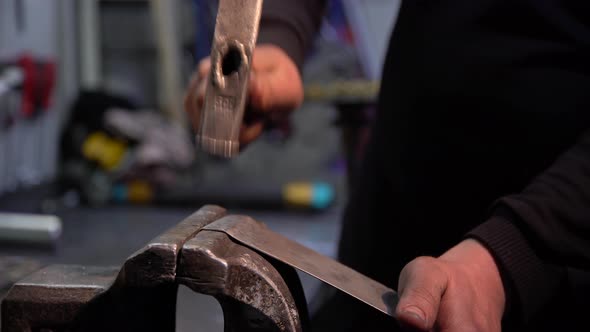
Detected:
left=259, top=0, right=590, bottom=330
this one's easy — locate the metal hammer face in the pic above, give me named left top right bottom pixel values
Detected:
left=197, top=0, right=263, bottom=158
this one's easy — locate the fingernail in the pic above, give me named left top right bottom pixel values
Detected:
left=402, top=307, right=427, bottom=329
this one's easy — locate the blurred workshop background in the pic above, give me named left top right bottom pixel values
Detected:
left=0, top=0, right=397, bottom=330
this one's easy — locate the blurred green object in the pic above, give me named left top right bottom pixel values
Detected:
left=0, top=213, right=62, bottom=246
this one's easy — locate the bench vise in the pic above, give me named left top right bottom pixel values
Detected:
left=1, top=206, right=397, bottom=331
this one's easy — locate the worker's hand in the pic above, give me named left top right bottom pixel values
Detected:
left=395, top=239, right=505, bottom=332
left=184, top=44, right=303, bottom=146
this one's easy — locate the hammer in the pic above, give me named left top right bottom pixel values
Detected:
left=196, top=0, right=263, bottom=158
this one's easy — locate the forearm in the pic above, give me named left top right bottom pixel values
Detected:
left=258, top=0, right=327, bottom=69
left=468, top=129, right=590, bottom=324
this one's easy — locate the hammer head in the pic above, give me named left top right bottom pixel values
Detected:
left=196, top=0, right=263, bottom=158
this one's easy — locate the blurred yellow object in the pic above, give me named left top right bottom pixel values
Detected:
left=127, top=180, right=154, bottom=204
left=82, top=132, right=127, bottom=171
left=304, top=80, right=380, bottom=103
left=283, top=182, right=313, bottom=207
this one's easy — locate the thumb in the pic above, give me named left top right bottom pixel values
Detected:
left=396, top=257, right=448, bottom=331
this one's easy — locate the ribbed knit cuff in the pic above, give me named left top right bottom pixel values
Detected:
left=467, top=215, right=565, bottom=325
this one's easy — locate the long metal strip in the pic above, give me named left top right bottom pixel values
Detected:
left=203, top=215, right=398, bottom=317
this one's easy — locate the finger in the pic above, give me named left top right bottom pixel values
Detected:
left=184, top=71, right=200, bottom=114
left=196, top=78, right=207, bottom=111
left=396, top=257, right=448, bottom=331
left=184, top=71, right=202, bottom=129
left=189, top=79, right=207, bottom=131
left=239, top=120, right=265, bottom=146
left=184, top=58, right=211, bottom=130
left=197, top=58, right=212, bottom=80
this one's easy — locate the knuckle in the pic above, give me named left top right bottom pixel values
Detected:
left=403, top=287, right=439, bottom=310
left=401, top=256, right=440, bottom=278
left=198, top=59, right=211, bottom=77
left=198, top=58, right=209, bottom=68
left=409, top=256, right=447, bottom=281
left=412, top=256, right=438, bottom=267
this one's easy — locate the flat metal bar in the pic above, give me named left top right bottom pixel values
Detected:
left=204, top=215, right=399, bottom=317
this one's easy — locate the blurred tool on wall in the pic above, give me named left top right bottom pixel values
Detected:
left=0, top=54, right=57, bottom=196
left=57, top=91, right=192, bottom=207
left=55, top=94, right=334, bottom=211
left=0, top=212, right=62, bottom=247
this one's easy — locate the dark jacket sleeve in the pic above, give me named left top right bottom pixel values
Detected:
left=468, top=129, right=590, bottom=323
left=258, top=0, right=327, bottom=69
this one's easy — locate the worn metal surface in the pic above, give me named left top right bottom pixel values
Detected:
left=0, top=256, right=42, bottom=291
left=122, top=205, right=226, bottom=287
left=204, top=215, right=399, bottom=317
left=1, top=205, right=227, bottom=332
left=197, top=0, right=263, bottom=158
left=178, top=230, right=309, bottom=332
left=2, top=265, right=118, bottom=332
left=2, top=259, right=179, bottom=332
left=1, top=263, right=180, bottom=332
